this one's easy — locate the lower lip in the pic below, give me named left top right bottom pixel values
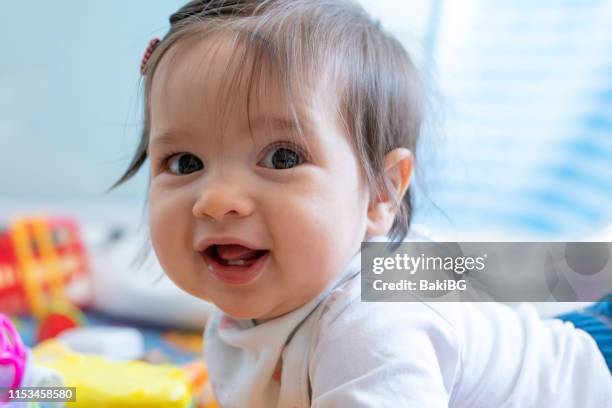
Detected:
left=202, top=251, right=269, bottom=285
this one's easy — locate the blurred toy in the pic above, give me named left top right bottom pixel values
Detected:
left=36, top=306, right=84, bottom=343
left=0, top=216, right=91, bottom=342
left=33, top=340, right=192, bottom=408
left=0, top=216, right=91, bottom=316
left=0, top=314, right=27, bottom=392
left=163, top=331, right=203, bottom=354
left=1, top=314, right=65, bottom=406
left=183, top=360, right=218, bottom=408
left=58, top=326, right=144, bottom=361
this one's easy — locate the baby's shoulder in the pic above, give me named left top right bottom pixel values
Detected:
left=306, top=276, right=466, bottom=402
left=313, top=275, right=462, bottom=348
left=311, top=274, right=532, bottom=365
left=316, top=273, right=526, bottom=335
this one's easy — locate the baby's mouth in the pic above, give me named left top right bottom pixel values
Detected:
left=204, top=244, right=269, bottom=267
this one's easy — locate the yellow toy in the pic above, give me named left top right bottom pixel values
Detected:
left=33, top=340, right=192, bottom=408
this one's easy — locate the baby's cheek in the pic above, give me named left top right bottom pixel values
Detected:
left=149, top=194, right=167, bottom=243
left=148, top=204, right=200, bottom=298
left=148, top=193, right=186, bottom=272
left=273, top=198, right=346, bottom=280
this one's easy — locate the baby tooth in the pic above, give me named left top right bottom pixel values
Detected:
left=226, top=259, right=246, bottom=266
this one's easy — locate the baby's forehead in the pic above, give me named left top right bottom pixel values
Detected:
left=149, top=34, right=340, bottom=141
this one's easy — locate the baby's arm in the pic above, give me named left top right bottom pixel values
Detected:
left=309, top=300, right=460, bottom=407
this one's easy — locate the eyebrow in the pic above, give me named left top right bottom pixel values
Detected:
left=147, top=131, right=195, bottom=156
left=149, top=131, right=185, bottom=148
left=149, top=115, right=307, bottom=149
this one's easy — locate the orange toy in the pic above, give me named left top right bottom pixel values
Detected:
left=183, top=360, right=219, bottom=408
left=0, top=216, right=91, bottom=340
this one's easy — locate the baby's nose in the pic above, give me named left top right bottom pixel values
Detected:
left=192, top=182, right=255, bottom=222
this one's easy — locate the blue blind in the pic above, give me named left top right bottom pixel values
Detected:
left=414, top=0, right=612, bottom=239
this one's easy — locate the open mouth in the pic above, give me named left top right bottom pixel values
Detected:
left=204, top=244, right=269, bottom=267
left=200, top=243, right=270, bottom=285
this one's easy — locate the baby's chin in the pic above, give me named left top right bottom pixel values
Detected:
left=219, top=306, right=288, bottom=322
left=217, top=299, right=309, bottom=323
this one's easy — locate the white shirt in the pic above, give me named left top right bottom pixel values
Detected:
left=204, top=251, right=612, bottom=408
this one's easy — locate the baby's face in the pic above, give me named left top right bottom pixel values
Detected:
left=147, top=37, right=371, bottom=320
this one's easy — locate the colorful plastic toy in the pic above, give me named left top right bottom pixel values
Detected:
left=1, top=314, right=65, bottom=407
left=0, top=216, right=91, bottom=317
left=0, top=216, right=90, bottom=343
left=0, top=314, right=27, bottom=392
left=33, top=340, right=192, bottom=407
left=183, top=360, right=219, bottom=408
left=36, top=305, right=86, bottom=343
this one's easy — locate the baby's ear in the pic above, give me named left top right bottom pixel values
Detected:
left=366, top=148, right=413, bottom=237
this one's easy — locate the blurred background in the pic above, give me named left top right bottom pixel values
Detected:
left=2, top=0, right=611, bottom=239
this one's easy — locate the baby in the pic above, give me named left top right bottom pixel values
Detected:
left=114, top=0, right=612, bottom=406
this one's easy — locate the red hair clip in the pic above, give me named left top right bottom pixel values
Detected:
left=140, top=38, right=161, bottom=75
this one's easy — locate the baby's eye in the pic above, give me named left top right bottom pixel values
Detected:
left=166, top=153, right=203, bottom=175
left=259, top=145, right=305, bottom=170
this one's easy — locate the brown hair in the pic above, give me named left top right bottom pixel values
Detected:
left=113, top=0, right=424, bottom=241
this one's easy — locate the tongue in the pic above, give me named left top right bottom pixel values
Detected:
left=216, top=244, right=260, bottom=261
